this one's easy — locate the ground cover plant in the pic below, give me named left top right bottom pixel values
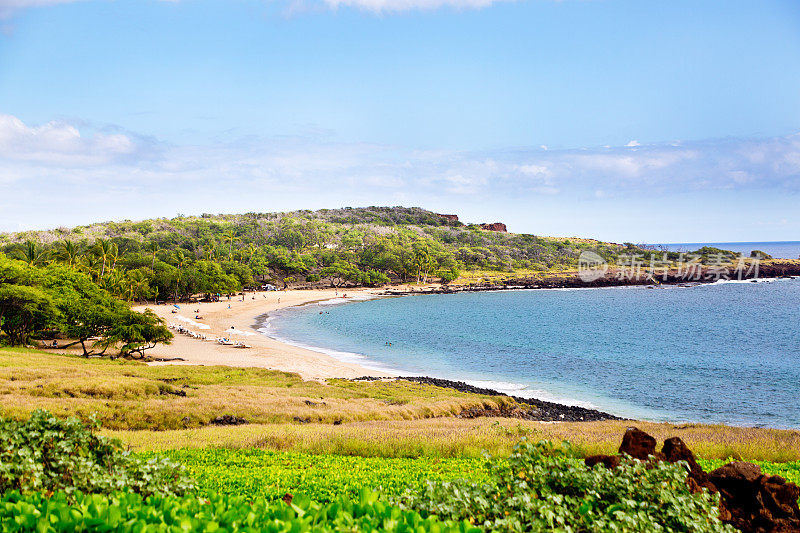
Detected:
left=144, top=448, right=800, bottom=505
left=3, top=410, right=775, bottom=532
left=0, top=490, right=478, bottom=533
left=148, top=449, right=488, bottom=503
left=0, top=410, right=193, bottom=498
left=696, top=459, right=800, bottom=486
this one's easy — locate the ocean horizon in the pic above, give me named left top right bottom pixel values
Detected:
left=654, top=241, right=800, bottom=260
left=264, top=278, right=800, bottom=429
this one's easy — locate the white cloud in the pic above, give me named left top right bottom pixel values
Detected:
left=1, top=112, right=800, bottom=232
left=323, top=0, right=510, bottom=12
left=0, top=114, right=144, bottom=166
left=625, top=140, right=641, bottom=147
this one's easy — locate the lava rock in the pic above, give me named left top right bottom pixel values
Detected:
left=619, top=427, right=661, bottom=460
left=210, top=415, right=248, bottom=426
left=709, top=462, right=800, bottom=533
left=593, top=429, right=800, bottom=533
left=585, top=454, right=621, bottom=469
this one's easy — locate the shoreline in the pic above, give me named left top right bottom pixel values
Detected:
left=136, top=288, right=390, bottom=380
left=378, top=262, right=800, bottom=296
left=137, top=287, right=624, bottom=421
left=137, top=272, right=800, bottom=426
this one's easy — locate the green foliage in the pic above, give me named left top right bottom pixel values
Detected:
left=0, top=207, right=676, bottom=293
left=0, top=411, right=194, bottom=498
left=0, top=489, right=479, bottom=533
left=691, top=247, right=741, bottom=263
left=148, top=449, right=487, bottom=503
left=0, top=284, right=57, bottom=346
left=0, top=256, right=172, bottom=353
left=396, top=439, right=735, bottom=532
left=100, top=308, right=172, bottom=359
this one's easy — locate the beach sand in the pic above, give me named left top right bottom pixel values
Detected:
left=135, top=289, right=391, bottom=380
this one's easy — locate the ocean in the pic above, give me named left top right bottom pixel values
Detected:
left=655, top=241, right=800, bottom=259
left=263, top=279, right=800, bottom=429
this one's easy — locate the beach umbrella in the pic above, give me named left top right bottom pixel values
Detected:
left=173, top=304, right=180, bottom=309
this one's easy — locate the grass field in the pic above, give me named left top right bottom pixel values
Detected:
left=0, top=347, right=516, bottom=430
left=109, top=418, right=800, bottom=463
left=3, top=347, right=800, bottom=463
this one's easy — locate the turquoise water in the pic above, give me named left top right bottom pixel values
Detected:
left=264, top=279, right=800, bottom=428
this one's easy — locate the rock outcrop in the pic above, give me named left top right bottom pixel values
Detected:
left=437, top=214, right=459, bottom=222
left=710, top=462, right=800, bottom=533
left=480, top=222, right=507, bottom=232
left=585, top=428, right=800, bottom=533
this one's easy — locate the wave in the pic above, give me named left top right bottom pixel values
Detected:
left=462, top=379, right=600, bottom=409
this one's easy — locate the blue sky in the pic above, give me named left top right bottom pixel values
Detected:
left=0, top=0, right=799, bottom=242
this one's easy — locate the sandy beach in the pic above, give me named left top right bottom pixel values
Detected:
left=135, top=289, right=391, bottom=380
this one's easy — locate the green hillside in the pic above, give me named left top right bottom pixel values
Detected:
left=0, top=206, right=654, bottom=301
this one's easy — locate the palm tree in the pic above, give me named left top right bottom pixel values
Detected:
left=221, top=229, right=240, bottom=259
left=15, top=240, right=47, bottom=266
left=203, top=246, right=218, bottom=262
left=244, top=243, right=257, bottom=265
left=125, top=270, right=150, bottom=302
left=55, top=240, right=81, bottom=268
left=146, top=242, right=160, bottom=268
left=92, top=239, right=115, bottom=278
left=173, top=249, right=189, bottom=300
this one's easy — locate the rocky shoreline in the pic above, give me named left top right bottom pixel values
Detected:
left=352, top=376, right=623, bottom=422
left=379, top=262, right=800, bottom=296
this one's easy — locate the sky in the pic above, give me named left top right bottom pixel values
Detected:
left=0, top=0, right=799, bottom=242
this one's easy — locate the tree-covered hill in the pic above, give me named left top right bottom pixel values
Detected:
left=0, top=206, right=673, bottom=302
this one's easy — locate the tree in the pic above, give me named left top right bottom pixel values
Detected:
left=40, top=265, right=124, bottom=356
left=14, top=241, right=48, bottom=267
left=274, top=219, right=306, bottom=251
left=54, top=240, right=81, bottom=268
left=0, top=284, right=57, bottom=345
left=171, top=250, right=189, bottom=300
left=100, top=309, right=172, bottom=359
left=145, top=242, right=160, bottom=268
left=92, top=239, right=117, bottom=278
left=124, top=269, right=154, bottom=302
left=221, top=229, right=240, bottom=259
left=190, top=261, right=239, bottom=296
left=321, top=261, right=358, bottom=288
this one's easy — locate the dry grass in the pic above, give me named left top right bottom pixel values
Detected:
left=0, top=347, right=513, bottom=430
left=5, top=347, right=799, bottom=462
left=106, top=418, right=800, bottom=462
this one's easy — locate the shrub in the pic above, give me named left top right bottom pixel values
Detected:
left=750, top=250, right=773, bottom=260
left=0, top=410, right=193, bottom=498
left=396, top=439, right=735, bottom=532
